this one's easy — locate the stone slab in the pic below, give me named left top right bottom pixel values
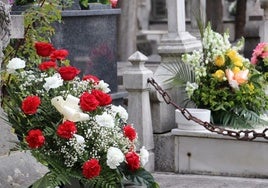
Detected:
left=0, top=151, right=48, bottom=188
left=172, top=129, right=268, bottom=178
left=153, top=132, right=175, bottom=172
left=152, top=172, right=268, bottom=188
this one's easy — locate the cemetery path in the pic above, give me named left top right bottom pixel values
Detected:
left=153, top=172, right=268, bottom=188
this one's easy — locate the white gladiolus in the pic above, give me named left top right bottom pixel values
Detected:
left=7, top=57, right=25, bottom=73
left=95, top=112, right=115, bottom=128
left=140, top=146, right=149, bottom=166
left=106, top=147, right=125, bottom=169
left=43, top=73, right=63, bottom=91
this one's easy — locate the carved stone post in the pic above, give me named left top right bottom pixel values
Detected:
left=151, top=0, right=201, bottom=133
left=123, top=51, right=154, bottom=171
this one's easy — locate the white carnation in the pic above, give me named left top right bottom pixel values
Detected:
left=111, top=105, right=128, bottom=122
left=7, top=57, right=25, bottom=73
left=140, top=146, right=149, bottom=166
left=95, top=112, right=115, bottom=128
left=43, top=73, right=63, bottom=91
left=106, top=147, right=125, bottom=169
left=96, top=80, right=111, bottom=93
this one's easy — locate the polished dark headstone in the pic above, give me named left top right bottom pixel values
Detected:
left=52, top=9, right=121, bottom=93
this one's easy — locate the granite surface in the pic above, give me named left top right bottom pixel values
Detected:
left=52, top=9, right=121, bottom=93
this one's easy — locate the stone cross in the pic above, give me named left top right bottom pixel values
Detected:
left=151, top=0, right=202, bottom=134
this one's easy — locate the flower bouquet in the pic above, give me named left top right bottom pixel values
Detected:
left=2, top=42, right=159, bottom=187
left=165, top=24, right=268, bottom=128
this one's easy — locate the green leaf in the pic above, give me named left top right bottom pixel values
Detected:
left=121, top=167, right=160, bottom=188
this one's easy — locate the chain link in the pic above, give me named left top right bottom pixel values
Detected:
left=148, top=78, right=268, bottom=141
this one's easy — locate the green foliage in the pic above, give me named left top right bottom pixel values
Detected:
left=161, top=56, right=195, bottom=86
left=119, top=164, right=160, bottom=188
left=3, top=0, right=62, bottom=68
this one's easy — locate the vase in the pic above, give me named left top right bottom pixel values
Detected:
left=175, top=108, right=211, bottom=131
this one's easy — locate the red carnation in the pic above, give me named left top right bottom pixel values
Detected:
left=80, top=92, right=99, bottom=111
left=82, top=75, right=100, bottom=84
left=26, top=129, right=45, bottom=149
left=21, top=96, right=41, bottom=115
left=91, top=89, right=112, bottom=106
left=57, top=121, right=77, bottom=139
left=125, top=151, right=140, bottom=171
left=34, top=42, right=55, bottom=57
left=123, top=125, right=137, bottom=141
left=50, top=49, right=69, bottom=61
left=82, top=159, right=101, bottom=179
left=58, top=66, right=80, bottom=81
left=38, top=61, right=57, bottom=71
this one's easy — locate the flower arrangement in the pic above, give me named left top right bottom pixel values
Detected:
left=250, top=42, right=268, bottom=82
left=166, top=24, right=268, bottom=128
left=2, top=41, right=159, bottom=187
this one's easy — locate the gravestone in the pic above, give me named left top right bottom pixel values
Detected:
left=0, top=2, right=48, bottom=187
left=52, top=8, right=121, bottom=93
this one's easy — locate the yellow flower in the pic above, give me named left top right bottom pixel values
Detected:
left=214, top=55, right=225, bottom=67
left=232, top=66, right=240, bottom=74
left=226, top=49, right=243, bottom=67
left=213, top=69, right=225, bottom=81
left=226, top=49, right=237, bottom=59
left=233, top=56, right=243, bottom=67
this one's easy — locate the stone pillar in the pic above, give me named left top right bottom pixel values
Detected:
left=260, top=0, right=268, bottom=42
left=151, top=0, right=201, bottom=133
left=118, top=0, right=137, bottom=61
left=123, top=51, right=154, bottom=171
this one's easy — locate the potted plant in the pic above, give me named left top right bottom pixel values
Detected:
left=165, top=24, right=268, bottom=128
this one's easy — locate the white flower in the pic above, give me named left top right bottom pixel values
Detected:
left=43, top=73, right=63, bottom=91
left=111, top=105, right=128, bottom=122
left=7, top=57, right=25, bottom=73
left=106, top=147, right=125, bottom=169
left=140, top=146, right=149, bottom=166
left=95, top=112, right=115, bottom=128
left=185, top=82, right=198, bottom=98
left=73, top=134, right=85, bottom=144
left=96, top=80, right=111, bottom=93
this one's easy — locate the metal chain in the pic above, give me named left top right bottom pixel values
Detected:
left=147, top=78, right=268, bottom=141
